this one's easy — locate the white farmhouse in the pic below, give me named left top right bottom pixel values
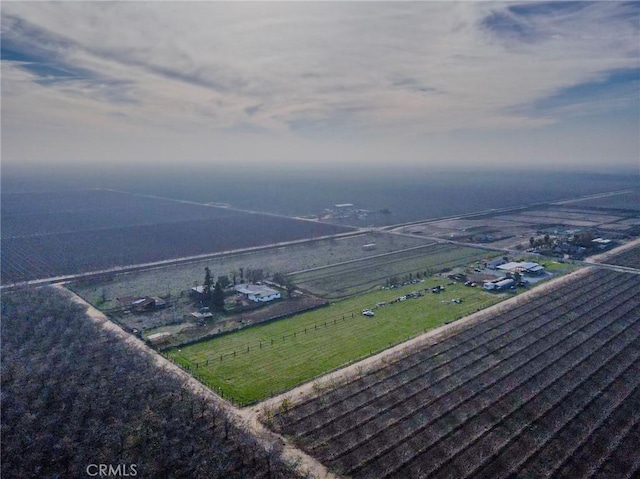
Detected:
left=235, top=284, right=282, bottom=303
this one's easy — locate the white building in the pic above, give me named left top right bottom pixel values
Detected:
left=235, top=284, right=282, bottom=303
left=497, top=262, right=545, bottom=275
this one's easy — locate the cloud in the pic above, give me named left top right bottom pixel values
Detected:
left=1, top=1, right=638, bottom=169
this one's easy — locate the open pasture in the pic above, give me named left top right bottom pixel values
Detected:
left=274, top=269, right=640, bottom=479
left=291, top=243, right=489, bottom=298
left=1, top=189, right=352, bottom=284
left=167, top=278, right=500, bottom=405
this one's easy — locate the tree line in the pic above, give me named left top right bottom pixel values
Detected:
left=1, top=287, right=304, bottom=479
left=199, top=267, right=297, bottom=309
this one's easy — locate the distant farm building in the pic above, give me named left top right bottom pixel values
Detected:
left=147, top=332, right=172, bottom=345
left=486, top=258, right=508, bottom=270
left=189, top=311, right=213, bottom=323
left=592, top=238, right=613, bottom=250
left=190, top=285, right=209, bottom=300
left=150, top=296, right=166, bottom=308
left=497, top=262, right=545, bottom=275
left=483, top=278, right=515, bottom=291
left=117, top=296, right=166, bottom=312
left=235, top=284, right=281, bottom=303
left=117, top=296, right=137, bottom=307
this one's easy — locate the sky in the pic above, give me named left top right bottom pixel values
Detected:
left=1, top=1, right=639, bottom=174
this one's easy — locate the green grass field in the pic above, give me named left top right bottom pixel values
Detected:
left=167, top=277, right=502, bottom=405
left=540, top=260, right=579, bottom=272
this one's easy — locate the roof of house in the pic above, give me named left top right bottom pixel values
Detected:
left=117, top=296, right=137, bottom=305
left=487, top=258, right=507, bottom=265
left=235, top=284, right=280, bottom=297
left=147, top=332, right=171, bottom=343
left=497, top=262, right=544, bottom=272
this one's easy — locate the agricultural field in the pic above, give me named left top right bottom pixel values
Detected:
left=558, top=190, right=640, bottom=212
left=1, top=189, right=235, bottom=237
left=291, top=243, right=490, bottom=298
left=1, top=286, right=300, bottom=479
left=273, top=269, right=640, bottom=479
left=67, top=231, right=432, bottom=310
left=1, top=189, right=353, bottom=284
left=397, top=199, right=640, bottom=251
left=601, top=245, right=640, bottom=270
left=167, top=277, right=502, bottom=405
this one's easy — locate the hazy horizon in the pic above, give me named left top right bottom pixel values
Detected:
left=2, top=1, right=639, bottom=173
left=3, top=165, right=638, bottom=228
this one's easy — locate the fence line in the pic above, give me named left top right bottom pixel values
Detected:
left=171, top=285, right=456, bottom=365
left=160, top=301, right=330, bottom=352
left=164, top=319, right=457, bottom=407
left=184, top=312, right=359, bottom=364
left=161, top=351, right=240, bottom=406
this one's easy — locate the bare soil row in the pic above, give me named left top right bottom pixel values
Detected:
left=273, top=269, right=640, bottom=479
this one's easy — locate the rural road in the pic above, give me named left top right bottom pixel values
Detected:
left=380, top=188, right=636, bottom=231
left=247, top=238, right=639, bottom=418
left=1, top=229, right=364, bottom=291
left=8, top=186, right=635, bottom=478
left=52, top=236, right=638, bottom=479
left=244, top=264, right=595, bottom=416
left=57, top=284, right=341, bottom=479
left=3, top=187, right=634, bottom=292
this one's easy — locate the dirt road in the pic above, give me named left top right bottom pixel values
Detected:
left=586, top=237, right=640, bottom=265
left=54, top=238, right=637, bottom=478
left=56, top=285, right=339, bottom=479
left=245, top=265, right=594, bottom=417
